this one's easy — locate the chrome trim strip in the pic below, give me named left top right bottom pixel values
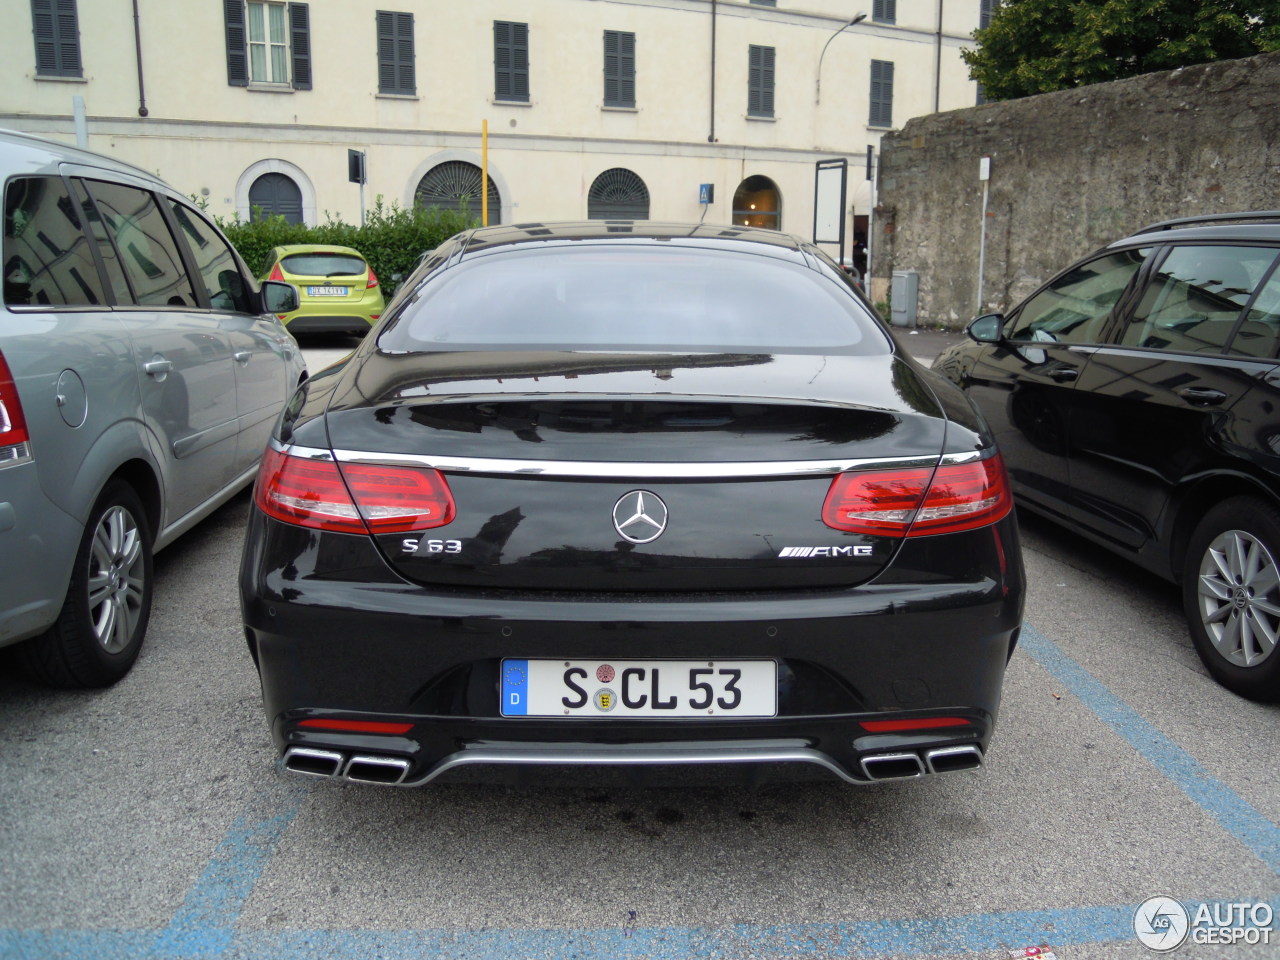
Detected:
left=0, top=442, right=33, bottom=469
left=275, top=442, right=982, bottom=479
left=397, top=739, right=862, bottom=786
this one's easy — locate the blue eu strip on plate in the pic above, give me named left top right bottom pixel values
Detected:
left=501, top=659, right=529, bottom=716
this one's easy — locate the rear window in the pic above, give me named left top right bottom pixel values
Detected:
left=281, top=253, right=366, bottom=277
left=380, top=245, right=881, bottom=353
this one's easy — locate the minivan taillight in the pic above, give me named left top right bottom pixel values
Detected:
left=822, top=454, right=1011, bottom=537
left=254, top=447, right=455, bottom=534
left=0, top=351, right=31, bottom=462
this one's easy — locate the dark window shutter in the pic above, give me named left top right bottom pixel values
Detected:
left=748, top=45, right=774, bottom=117
left=377, top=11, right=414, bottom=94
left=289, top=3, right=311, bottom=90
left=494, top=20, right=528, bottom=102
left=870, top=59, right=894, bottom=127
left=223, top=0, right=248, bottom=86
left=603, top=30, right=635, bottom=107
left=873, top=0, right=896, bottom=23
left=31, top=0, right=82, bottom=78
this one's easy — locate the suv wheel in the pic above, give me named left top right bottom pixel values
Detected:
left=18, top=481, right=153, bottom=688
left=1183, top=496, right=1280, bottom=702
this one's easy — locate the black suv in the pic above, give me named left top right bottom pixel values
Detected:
left=934, top=211, right=1280, bottom=702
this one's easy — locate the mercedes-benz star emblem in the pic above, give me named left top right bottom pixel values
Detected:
left=612, top=490, right=669, bottom=544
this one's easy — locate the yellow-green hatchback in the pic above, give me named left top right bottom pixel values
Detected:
left=261, top=244, right=384, bottom=335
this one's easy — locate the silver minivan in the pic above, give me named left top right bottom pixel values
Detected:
left=1, top=129, right=304, bottom=686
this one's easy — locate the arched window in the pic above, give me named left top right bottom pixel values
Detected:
left=414, top=161, right=502, bottom=225
left=732, top=175, right=781, bottom=230
left=587, top=168, right=650, bottom=220
left=248, top=172, right=303, bottom=224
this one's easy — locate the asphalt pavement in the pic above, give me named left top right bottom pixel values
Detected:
left=1, top=329, right=1276, bottom=960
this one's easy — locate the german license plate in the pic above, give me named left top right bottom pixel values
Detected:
left=500, top=659, right=777, bottom=718
left=306, top=286, right=347, bottom=296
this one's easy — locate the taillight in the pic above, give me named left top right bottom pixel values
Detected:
left=0, top=351, right=31, bottom=462
left=822, top=454, right=1011, bottom=537
left=367, top=268, right=379, bottom=289
left=254, top=446, right=455, bottom=534
left=269, top=263, right=285, bottom=282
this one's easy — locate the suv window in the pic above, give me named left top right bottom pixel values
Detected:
left=1009, top=248, right=1150, bottom=345
left=1234, top=265, right=1280, bottom=358
left=3, top=176, right=107, bottom=307
left=1119, top=244, right=1278, bottom=353
left=82, top=180, right=196, bottom=308
left=168, top=199, right=251, bottom=313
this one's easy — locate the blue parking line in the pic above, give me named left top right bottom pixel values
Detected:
left=1019, top=624, right=1280, bottom=875
left=3, top=625, right=1279, bottom=960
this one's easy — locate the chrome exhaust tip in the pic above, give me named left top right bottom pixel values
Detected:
left=283, top=747, right=345, bottom=778
left=344, top=754, right=411, bottom=785
left=860, top=751, right=926, bottom=780
left=924, top=744, right=983, bottom=774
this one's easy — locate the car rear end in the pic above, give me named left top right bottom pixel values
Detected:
left=240, top=228, right=1024, bottom=787
left=268, top=246, right=383, bottom=335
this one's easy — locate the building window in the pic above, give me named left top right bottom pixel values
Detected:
left=248, top=172, right=303, bottom=224
left=377, top=10, right=415, bottom=95
left=870, top=59, right=894, bottom=127
left=31, top=0, right=82, bottom=78
left=748, top=45, right=775, bottom=118
left=976, top=83, right=988, bottom=106
left=979, top=0, right=1000, bottom=30
left=872, top=0, right=896, bottom=24
left=588, top=169, right=649, bottom=220
left=733, top=175, right=781, bottom=230
left=224, top=1, right=311, bottom=90
left=749, top=0, right=777, bottom=6
left=415, top=161, right=502, bottom=225
left=494, top=20, right=529, bottom=102
left=603, top=30, right=635, bottom=108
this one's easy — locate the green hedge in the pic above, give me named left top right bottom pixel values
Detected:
left=215, top=197, right=478, bottom=297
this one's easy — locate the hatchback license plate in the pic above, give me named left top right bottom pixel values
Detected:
left=306, top=285, right=348, bottom=296
left=501, top=659, right=777, bottom=718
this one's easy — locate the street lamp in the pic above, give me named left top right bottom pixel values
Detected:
left=816, top=12, right=867, bottom=104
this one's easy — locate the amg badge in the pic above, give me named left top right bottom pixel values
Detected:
left=778, top=546, right=873, bottom=558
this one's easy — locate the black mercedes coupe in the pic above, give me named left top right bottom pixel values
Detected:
left=239, top=222, right=1025, bottom=787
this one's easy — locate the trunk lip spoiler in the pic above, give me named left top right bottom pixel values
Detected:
left=270, top=438, right=982, bottom=480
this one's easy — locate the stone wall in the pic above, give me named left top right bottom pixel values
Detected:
left=873, top=51, right=1280, bottom=328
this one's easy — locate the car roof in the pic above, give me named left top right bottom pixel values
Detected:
left=275, top=244, right=367, bottom=257
left=456, top=221, right=813, bottom=263
left=1114, top=212, right=1280, bottom=248
left=0, top=127, right=166, bottom=184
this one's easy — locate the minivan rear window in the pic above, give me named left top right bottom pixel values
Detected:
left=281, top=254, right=366, bottom=277
left=3, top=176, right=106, bottom=307
left=381, top=245, right=880, bottom=353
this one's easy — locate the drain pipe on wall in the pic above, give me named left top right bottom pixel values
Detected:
left=933, top=0, right=943, bottom=112
left=132, top=0, right=149, bottom=117
left=708, top=0, right=717, bottom=143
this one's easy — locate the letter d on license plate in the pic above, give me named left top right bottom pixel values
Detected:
left=501, top=659, right=776, bottom=718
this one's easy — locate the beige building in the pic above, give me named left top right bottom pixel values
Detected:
left=2, top=0, right=995, bottom=264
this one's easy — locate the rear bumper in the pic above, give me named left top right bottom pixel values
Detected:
left=241, top=511, right=1024, bottom=786
left=284, top=314, right=376, bottom=335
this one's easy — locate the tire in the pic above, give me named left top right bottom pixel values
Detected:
left=1182, top=496, right=1280, bottom=702
left=18, top=480, right=154, bottom=688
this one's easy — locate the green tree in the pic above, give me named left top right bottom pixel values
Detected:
left=964, top=0, right=1280, bottom=101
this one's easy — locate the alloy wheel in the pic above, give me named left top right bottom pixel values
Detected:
left=86, top=505, right=147, bottom=654
left=1197, top=529, right=1280, bottom=668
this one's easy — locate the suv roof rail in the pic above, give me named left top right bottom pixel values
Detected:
left=1132, top=211, right=1280, bottom=234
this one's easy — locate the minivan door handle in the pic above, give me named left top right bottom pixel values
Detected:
left=233, top=350, right=253, bottom=364
left=143, top=357, right=174, bottom=378
left=1178, top=386, right=1228, bottom=406
left=1047, top=367, right=1079, bottom=383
